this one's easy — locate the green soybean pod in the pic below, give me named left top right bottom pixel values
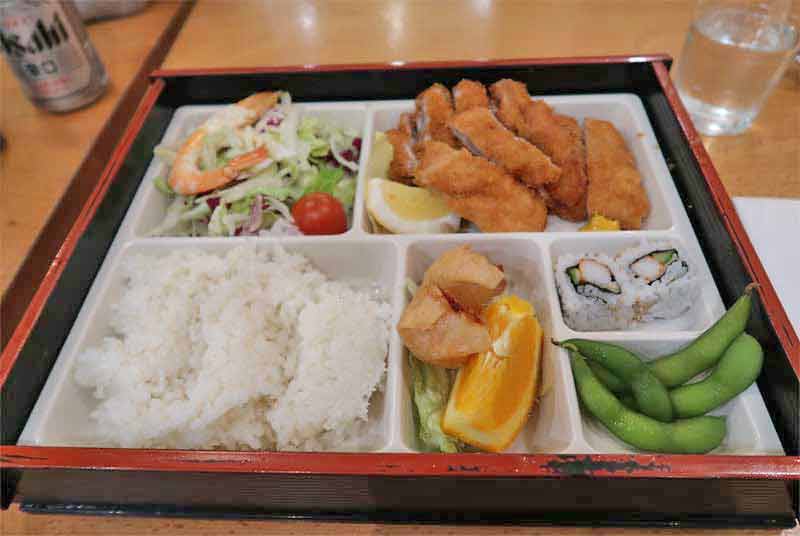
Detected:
left=671, top=333, right=763, bottom=418
left=561, top=339, right=673, bottom=422
left=588, top=361, right=629, bottom=394
left=619, top=392, right=638, bottom=410
left=650, top=284, right=755, bottom=387
left=569, top=350, right=727, bottom=454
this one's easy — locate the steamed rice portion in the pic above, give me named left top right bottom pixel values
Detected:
left=73, top=245, right=391, bottom=451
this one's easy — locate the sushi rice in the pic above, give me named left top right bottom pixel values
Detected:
left=555, top=240, right=699, bottom=331
left=555, top=252, right=634, bottom=331
left=617, top=240, right=699, bottom=321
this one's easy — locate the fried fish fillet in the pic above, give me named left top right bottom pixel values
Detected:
left=415, top=83, right=458, bottom=147
left=489, top=79, right=588, bottom=221
left=449, top=107, right=561, bottom=188
left=422, top=245, right=506, bottom=317
left=397, top=282, right=490, bottom=367
left=453, top=79, right=490, bottom=113
left=584, top=118, right=650, bottom=230
left=416, top=141, right=548, bottom=232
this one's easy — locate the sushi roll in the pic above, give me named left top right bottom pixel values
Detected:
left=555, top=253, right=633, bottom=331
left=617, top=241, right=699, bottom=320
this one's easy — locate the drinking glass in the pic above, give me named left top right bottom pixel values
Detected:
left=673, top=0, right=799, bottom=136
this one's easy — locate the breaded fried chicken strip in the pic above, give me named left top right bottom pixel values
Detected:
left=453, top=79, right=490, bottom=113
left=490, top=79, right=589, bottom=221
left=450, top=107, right=561, bottom=188
left=584, top=118, right=650, bottom=230
left=385, top=111, right=419, bottom=184
left=416, top=141, right=548, bottom=232
left=398, top=111, right=416, bottom=135
left=423, top=245, right=506, bottom=317
left=398, top=282, right=491, bottom=367
left=385, top=129, right=417, bottom=184
left=415, top=84, right=458, bottom=147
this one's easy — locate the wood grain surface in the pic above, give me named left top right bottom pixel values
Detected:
left=0, top=1, right=183, bottom=294
left=1, top=0, right=799, bottom=533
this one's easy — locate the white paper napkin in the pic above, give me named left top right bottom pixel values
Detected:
left=733, top=197, right=800, bottom=334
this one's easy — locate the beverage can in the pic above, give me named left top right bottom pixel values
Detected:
left=0, top=0, right=108, bottom=112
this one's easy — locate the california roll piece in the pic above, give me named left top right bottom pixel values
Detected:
left=555, top=253, right=632, bottom=331
left=617, top=241, right=699, bottom=320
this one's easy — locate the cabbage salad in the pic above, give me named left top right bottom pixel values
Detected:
left=150, top=92, right=360, bottom=236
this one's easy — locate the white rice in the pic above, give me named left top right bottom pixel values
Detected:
left=73, top=245, right=391, bottom=451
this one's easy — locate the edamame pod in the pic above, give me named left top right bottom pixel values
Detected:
left=671, top=333, right=763, bottom=418
left=588, top=360, right=629, bottom=394
left=649, top=284, right=755, bottom=387
left=560, top=339, right=673, bottom=422
left=569, top=350, right=727, bottom=454
left=619, top=392, right=638, bottom=410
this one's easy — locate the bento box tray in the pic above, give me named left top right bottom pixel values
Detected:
left=1, top=55, right=798, bottom=527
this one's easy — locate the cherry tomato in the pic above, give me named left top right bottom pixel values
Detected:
left=291, top=192, right=348, bottom=235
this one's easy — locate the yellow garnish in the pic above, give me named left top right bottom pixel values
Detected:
left=580, top=214, right=621, bottom=232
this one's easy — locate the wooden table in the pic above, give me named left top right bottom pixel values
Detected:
left=1, top=0, right=798, bottom=534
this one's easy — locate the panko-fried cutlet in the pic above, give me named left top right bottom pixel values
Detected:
left=584, top=118, right=650, bottom=230
left=385, top=128, right=417, bottom=184
left=398, top=111, right=416, bottom=135
left=416, top=141, right=548, bottom=232
left=422, top=245, right=506, bottom=317
left=453, top=79, right=490, bottom=113
left=449, top=107, right=561, bottom=188
left=489, top=79, right=589, bottom=221
left=415, top=83, right=458, bottom=147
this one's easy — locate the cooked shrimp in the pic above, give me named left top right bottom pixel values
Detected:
left=168, top=91, right=280, bottom=195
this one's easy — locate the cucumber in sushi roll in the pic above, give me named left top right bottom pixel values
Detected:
left=555, top=253, right=633, bottom=331
left=617, top=241, right=700, bottom=321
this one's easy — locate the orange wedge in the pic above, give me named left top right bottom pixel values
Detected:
left=441, top=295, right=543, bottom=452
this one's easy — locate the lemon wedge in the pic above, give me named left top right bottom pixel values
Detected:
left=367, top=178, right=460, bottom=234
left=442, top=295, right=543, bottom=452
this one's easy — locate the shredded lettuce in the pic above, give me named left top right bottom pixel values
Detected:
left=333, top=177, right=356, bottom=210
left=218, top=169, right=289, bottom=204
left=151, top=91, right=358, bottom=237
left=298, top=117, right=330, bottom=158
left=149, top=197, right=190, bottom=236
left=408, top=355, right=460, bottom=453
left=207, top=204, right=229, bottom=236
left=305, top=165, right=344, bottom=196
left=179, top=202, right=211, bottom=222
left=230, top=197, right=254, bottom=215
left=153, top=175, right=174, bottom=195
left=153, top=145, right=177, bottom=165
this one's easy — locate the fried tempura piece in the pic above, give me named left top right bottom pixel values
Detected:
left=490, top=80, right=588, bottom=221
left=453, top=79, right=489, bottom=113
left=415, top=84, right=458, bottom=147
left=416, top=141, right=548, bottom=232
left=584, top=118, right=650, bottom=230
left=423, top=245, right=506, bottom=317
left=398, top=282, right=491, bottom=367
left=450, top=107, right=561, bottom=188
left=385, top=128, right=417, bottom=184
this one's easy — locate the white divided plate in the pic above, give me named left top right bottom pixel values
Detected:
left=17, top=94, right=785, bottom=456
